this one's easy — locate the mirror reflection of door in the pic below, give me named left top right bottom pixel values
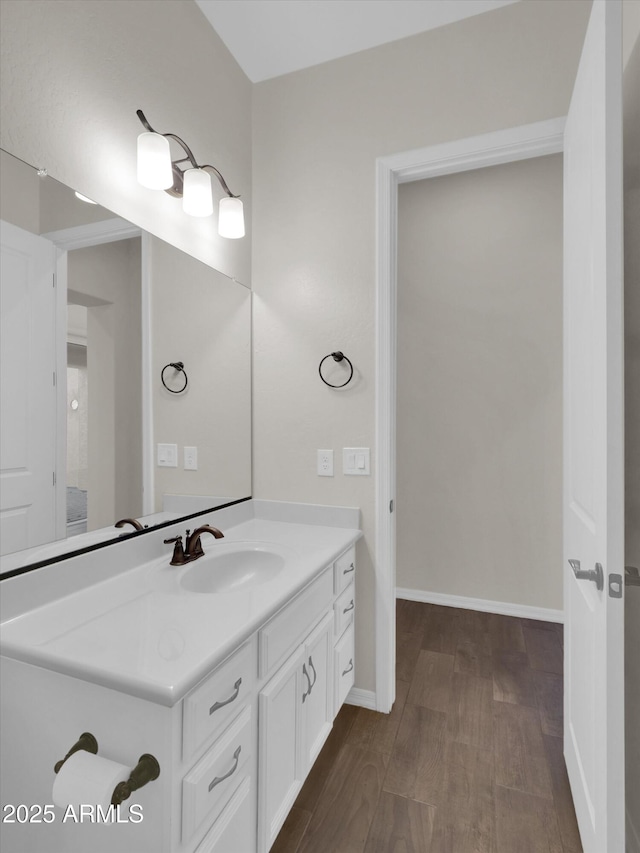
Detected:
left=0, top=220, right=57, bottom=556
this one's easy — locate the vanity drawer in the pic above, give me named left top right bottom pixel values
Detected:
left=194, top=776, right=255, bottom=853
left=334, top=547, right=356, bottom=595
left=258, top=566, right=333, bottom=679
left=334, top=624, right=355, bottom=714
left=183, top=640, right=254, bottom=761
left=334, top=583, right=355, bottom=638
left=182, top=705, right=252, bottom=842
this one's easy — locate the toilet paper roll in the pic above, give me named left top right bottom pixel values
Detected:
left=52, top=750, right=131, bottom=811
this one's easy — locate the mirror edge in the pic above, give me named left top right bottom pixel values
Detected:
left=0, top=496, right=252, bottom=581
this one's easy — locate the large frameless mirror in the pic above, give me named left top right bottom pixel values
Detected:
left=0, top=148, right=251, bottom=576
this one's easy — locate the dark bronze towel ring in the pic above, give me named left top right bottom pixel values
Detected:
left=161, top=361, right=188, bottom=394
left=319, top=351, right=354, bottom=388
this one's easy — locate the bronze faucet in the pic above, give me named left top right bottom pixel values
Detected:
left=185, top=525, right=224, bottom=559
left=164, top=525, right=224, bottom=566
left=115, top=518, right=146, bottom=532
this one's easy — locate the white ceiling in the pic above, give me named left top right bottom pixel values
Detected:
left=195, top=0, right=521, bottom=83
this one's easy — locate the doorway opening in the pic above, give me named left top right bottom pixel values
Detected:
left=66, top=331, right=88, bottom=536
left=395, top=154, right=563, bottom=614
left=374, top=118, right=566, bottom=715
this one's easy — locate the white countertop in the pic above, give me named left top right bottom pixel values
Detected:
left=0, top=507, right=361, bottom=707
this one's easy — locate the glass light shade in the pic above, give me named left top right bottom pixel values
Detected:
left=183, top=169, right=214, bottom=217
left=74, top=191, right=97, bottom=205
left=218, top=196, right=245, bottom=239
left=137, top=132, right=172, bottom=190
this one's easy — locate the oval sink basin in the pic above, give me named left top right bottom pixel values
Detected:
left=180, top=542, right=293, bottom=594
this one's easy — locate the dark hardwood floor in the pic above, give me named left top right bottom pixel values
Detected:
left=271, top=600, right=582, bottom=853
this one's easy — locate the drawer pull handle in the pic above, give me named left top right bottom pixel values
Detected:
left=342, top=658, right=354, bottom=676
left=343, top=600, right=355, bottom=614
left=208, top=745, right=241, bottom=793
left=343, top=563, right=355, bottom=575
left=209, top=678, right=242, bottom=715
left=308, top=656, right=317, bottom=692
left=302, top=663, right=312, bottom=703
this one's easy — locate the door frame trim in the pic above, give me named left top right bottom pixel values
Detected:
left=374, top=117, right=566, bottom=713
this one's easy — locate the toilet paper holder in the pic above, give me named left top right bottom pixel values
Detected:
left=54, top=732, right=160, bottom=805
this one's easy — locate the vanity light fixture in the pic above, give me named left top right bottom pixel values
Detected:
left=75, top=191, right=98, bottom=205
left=135, top=110, right=245, bottom=238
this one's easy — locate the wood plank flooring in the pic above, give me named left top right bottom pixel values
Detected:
left=271, top=601, right=582, bottom=853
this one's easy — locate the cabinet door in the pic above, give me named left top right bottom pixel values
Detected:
left=257, top=645, right=305, bottom=853
left=301, top=611, right=334, bottom=774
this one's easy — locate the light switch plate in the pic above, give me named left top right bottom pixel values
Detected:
left=184, top=446, right=198, bottom=470
left=343, top=447, right=370, bottom=476
left=317, top=449, right=334, bottom=476
left=157, top=443, right=178, bottom=467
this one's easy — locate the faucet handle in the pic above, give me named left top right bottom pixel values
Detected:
left=164, top=535, right=186, bottom=566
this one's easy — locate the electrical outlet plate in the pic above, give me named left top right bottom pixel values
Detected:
left=317, top=449, right=334, bottom=476
left=343, top=447, right=370, bottom=476
left=184, top=446, right=198, bottom=470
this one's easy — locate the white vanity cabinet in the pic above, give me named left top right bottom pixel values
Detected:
left=0, top=534, right=358, bottom=853
left=179, top=536, right=360, bottom=853
left=256, top=546, right=356, bottom=853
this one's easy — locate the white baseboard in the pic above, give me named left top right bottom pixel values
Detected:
left=396, top=587, right=564, bottom=624
left=345, top=687, right=377, bottom=710
left=628, top=808, right=640, bottom=853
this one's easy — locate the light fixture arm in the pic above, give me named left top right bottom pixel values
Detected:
left=200, top=164, right=237, bottom=199
left=136, top=109, right=238, bottom=198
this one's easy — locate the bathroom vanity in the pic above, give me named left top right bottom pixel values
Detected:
left=0, top=500, right=360, bottom=853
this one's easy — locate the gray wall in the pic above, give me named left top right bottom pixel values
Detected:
left=252, top=0, right=591, bottom=691
left=0, top=150, right=39, bottom=233
left=396, top=153, right=563, bottom=610
left=150, top=236, right=251, bottom=508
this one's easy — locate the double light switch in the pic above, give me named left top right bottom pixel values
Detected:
left=343, top=447, right=370, bottom=476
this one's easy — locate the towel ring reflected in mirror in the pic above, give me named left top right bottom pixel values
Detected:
left=161, top=361, right=188, bottom=394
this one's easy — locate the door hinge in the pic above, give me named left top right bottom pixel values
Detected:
left=52, top=273, right=56, bottom=288
left=53, top=471, right=56, bottom=487
left=389, top=499, right=394, bottom=513
left=53, top=370, right=56, bottom=386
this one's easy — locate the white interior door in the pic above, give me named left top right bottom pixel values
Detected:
left=563, top=2, right=625, bottom=851
left=0, top=220, right=58, bottom=556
